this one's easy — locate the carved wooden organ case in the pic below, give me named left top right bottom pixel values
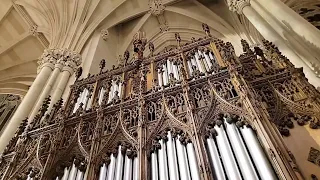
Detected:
left=1, top=24, right=320, bottom=180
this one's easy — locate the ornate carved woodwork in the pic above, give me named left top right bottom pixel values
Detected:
left=1, top=23, right=319, bottom=180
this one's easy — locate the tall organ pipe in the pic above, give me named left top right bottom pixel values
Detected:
left=67, top=163, right=77, bottom=180
left=99, top=163, right=107, bottom=180
left=206, top=137, right=226, bottom=180
left=159, top=140, right=169, bottom=180
left=194, top=52, right=205, bottom=73
left=123, top=154, right=133, bottom=180
left=240, top=126, right=277, bottom=180
left=176, top=135, right=191, bottom=180
left=75, top=169, right=83, bottom=180
left=114, top=146, right=125, bottom=180
left=186, top=142, right=201, bottom=180
left=225, top=122, right=259, bottom=180
left=166, top=131, right=179, bottom=180
left=61, top=167, right=70, bottom=180
left=214, top=125, right=242, bottom=179
left=151, top=151, right=159, bottom=180
left=133, top=157, right=139, bottom=180
left=158, top=70, right=163, bottom=87
left=106, top=154, right=117, bottom=180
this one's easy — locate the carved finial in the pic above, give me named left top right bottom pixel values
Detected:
left=149, top=42, right=155, bottom=55
left=124, top=50, right=130, bottom=63
left=99, top=59, right=106, bottom=74
left=254, top=46, right=264, bottom=58
left=76, top=67, right=83, bottom=80
left=53, top=98, right=64, bottom=111
left=202, top=23, right=211, bottom=36
left=40, top=96, right=51, bottom=114
left=175, top=33, right=181, bottom=47
left=133, top=31, right=147, bottom=59
left=241, top=39, right=253, bottom=54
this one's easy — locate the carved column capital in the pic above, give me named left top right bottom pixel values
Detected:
left=227, top=0, right=250, bottom=14
left=38, top=48, right=82, bottom=74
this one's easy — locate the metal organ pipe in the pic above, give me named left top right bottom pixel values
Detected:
left=83, top=89, right=89, bottom=109
left=86, top=91, right=93, bottom=110
left=187, top=60, right=193, bottom=75
left=114, top=146, right=124, bottom=180
left=167, top=59, right=172, bottom=76
left=106, top=154, right=117, bottom=180
left=108, top=81, right=114, bottom=104
left=98, top=88, right=105, bottom=105
left=151, top=151, right=159, bottom=180
left=67, top=163, right=77, bottom=180
left=206, top=137, right=226, bottom=180
left=163, top=64, right=168, bottom=86
left=61, top=167, right=70, bottom=180
left=123, top=153, right=133, bottom=180
left=166, top=131, right=179, bottom=180
left=99, top=163, right=107, bottom=180
left=118, top=82, right=122, bottom=99
left=225, top=122, right=259, bottom=180
left=203, top=52, right=213, bottom=69
left=198, top=50, right=209, bottom=71
left=240, top=126, right=277, bottom=180
left=75, top=169, right=83, bottom=180
left=132, top=157, right=139, bottom=180
left=175, top=135, right=191, bottom=180
left=190, top=56, right=198, bottom=70
left=158, top=70, right=163, bottom=87
left=186, top=143, right=201, bottom=180
left=173, top=63, right=179, bottom=80
left=214, top=125, right=242, bottom=180
left=194, top=52, right=205, bottom=73
left=158, top=139, right=169, bottom=180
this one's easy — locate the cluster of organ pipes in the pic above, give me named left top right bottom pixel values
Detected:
left=157, top=48, right=218, bottom=88
left=72, top=88, right=93, bottom=113
left=98, top=146, right=139, bottom=180
left=149, top=131, right=201, bottom=180
left=73, top=79, right=122, bottom=113
left=97, top=79, right=122, bottom=106
left=206, top=115, right=277, bottom=180
left=187, top=49, right=217, bottom=75
left=56, top=159, right=86, bottom=180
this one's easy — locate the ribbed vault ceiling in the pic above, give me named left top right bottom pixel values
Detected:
left=0, top=0, right=317, bottom=96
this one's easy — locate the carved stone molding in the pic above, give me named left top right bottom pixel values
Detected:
left=227, top=0, right=250, bottom=14
left=29, top=24, right=38, bottom=36
left=308, top=147, right=320, bottom=167
left=101, top=29, right=109, bottom=41
left=149, top=0, right=165, bottom=16
left=149, top=0, right=168, bottom=32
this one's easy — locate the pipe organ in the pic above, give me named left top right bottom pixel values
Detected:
left=205, top=116, right=277, bottom=180
left=148, top=131, right=200, bottom=180
left=1, top=24, right=317, bottom=180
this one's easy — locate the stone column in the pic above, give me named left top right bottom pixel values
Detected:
left=250, top=0, right=320, bottom=81
left=29, top=60, right=63, bottom=121
left=254, top=0, right=320, bottom=49
left=0, top=61, right=54, bottom=152
left=227, top=0, right=320, bottom=87
left=47, top=50, right=81, bottom=112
